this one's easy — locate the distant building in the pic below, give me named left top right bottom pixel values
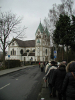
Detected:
left=5, top=22, right=51, bottom=62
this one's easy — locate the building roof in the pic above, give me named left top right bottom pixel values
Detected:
left=11, top=38, right=35, bottom=47
left=45, top=27, right=50, bottom=36
left=36, top=21, right=44, bottom=34
left=35, top=22, right=50, bottom=37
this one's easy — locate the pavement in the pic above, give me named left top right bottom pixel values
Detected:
left=37, top=80, right=58, bottom=100
left=0, top=65, right=58, bottom=100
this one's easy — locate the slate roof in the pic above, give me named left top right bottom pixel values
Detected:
left=11, top=38, right=35, bottom=47
left=45, top=27, right=50, bottom=36
left=36, top=22, right=44, bottom=34
left=35, top=22, right=50, bottom=37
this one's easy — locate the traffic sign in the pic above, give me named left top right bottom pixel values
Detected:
left=54, top=51, right=57, bottom=56
left=8, top=55, right=10, bottom=58
left=54, top=51, right=57, bottom=53
left=54, top=55, right=57, bottom=58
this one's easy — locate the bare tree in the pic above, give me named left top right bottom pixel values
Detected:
left=44, top=0, right=74, bottom=46
left=0, top=11, right=27, bottom=67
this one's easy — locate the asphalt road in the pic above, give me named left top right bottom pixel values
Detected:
left=0, top=66, right=45, bottom=100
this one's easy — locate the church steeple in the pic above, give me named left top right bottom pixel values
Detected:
left=45, top=27, right=49, bottom=36
left=35, top=21, right=44, bottom=34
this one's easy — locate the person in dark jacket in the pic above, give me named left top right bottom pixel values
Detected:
left=52, top=63, right=66, bottom=100
left=44, top=61, right=57, bottom=97
left=62, top=61, right=75, bottom=100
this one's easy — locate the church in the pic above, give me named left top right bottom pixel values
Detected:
left=5, top=22, right=51, bottom=62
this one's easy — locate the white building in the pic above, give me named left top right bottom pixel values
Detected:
left=6, top=22, right=51, bottom=62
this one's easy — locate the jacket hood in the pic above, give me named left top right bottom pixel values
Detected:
left=66, top=61, right=75, bottom=72
left=69, top=62, right=75, bottom=72
left=59, top=63, right=66, bottom=71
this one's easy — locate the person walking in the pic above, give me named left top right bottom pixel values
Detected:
left=44, top=61, right=57, bottom=97
left=39, top=62, right=40, bottom=68
left=40, top=62, right=44, bottom=72
left=45, top=61, right=51, bottom=73
left=62, top=61, right=75, bottom=100
left=52, top=63, right=66, bottom=100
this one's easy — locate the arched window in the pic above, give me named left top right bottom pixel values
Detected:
left=11, top=49, right=16, bottom=55
left=36, top=36, right=38, bottom=38
left=39, top=35, right=41, bottom=38
left=13, top=49, right=14, bottom=55
left=33, top=49, right=35, bottom=52
left=26, top=49, right=29, bottom=52
left=24, top=57, right=25, bottom=61
left=46, top=49, right=47, bottom=55
left=15, top=51, right=16, bottom=55
left=11, top=51, right=12, bottom=55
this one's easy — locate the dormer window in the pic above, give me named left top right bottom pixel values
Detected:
left=39, top=35, right=41, bottom=38
left=38, top=31, right=40, bottom=35
left=36, top=36, right=38, bottom=38
left=12, top=42, right=14, bottom=45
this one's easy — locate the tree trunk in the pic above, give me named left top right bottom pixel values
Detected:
left=3, top=42, right=5, bottom=68
left=62, top=45, right=64, bottom=60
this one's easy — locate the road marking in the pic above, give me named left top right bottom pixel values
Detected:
left=16, top=79, right=18, bottom=80
left=0, top=83, right=10, bottom=90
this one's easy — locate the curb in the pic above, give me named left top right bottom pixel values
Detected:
left=0, top=65, right=35, bottom=77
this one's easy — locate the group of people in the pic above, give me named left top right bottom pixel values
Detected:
left=43, top=60, right=75, bottom=100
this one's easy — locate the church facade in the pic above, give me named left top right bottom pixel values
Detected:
left=6, top=22, right=51, bottom=62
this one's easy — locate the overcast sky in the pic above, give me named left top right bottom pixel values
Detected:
left=0, top=0, right=75, bottom=51
left=0, top=0, right=63, bottom=40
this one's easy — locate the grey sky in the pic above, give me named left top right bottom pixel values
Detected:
left=0, top=0, right=63, bottom=41
left=0, top=0, right=75, bottom=42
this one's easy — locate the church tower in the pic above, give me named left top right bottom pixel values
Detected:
left=35, top=22, right=51, bottom=62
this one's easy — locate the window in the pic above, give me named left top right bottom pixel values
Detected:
left=39, top=35, right=41, bottom=38
left=11, top=51, right=12, bottom=55
left=38, top=32, right=40, bottom=35
left=36, top=36, right=38, bottom=38
left=46, top=49, right=47, bottom=55
left=12, top=42, right=14, bottom=45
left=24, top=57, right=25, bottom=61
left=26, top=50, right=29, bottom=52
left=11, top=49, right=16, bottom=55
left=15, top=51, right=16, bottom=55
left=33, top=49, right=35, bottom=52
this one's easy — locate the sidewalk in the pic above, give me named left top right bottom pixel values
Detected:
left=0, top=65, right=34, bottom=76
left=37, top=80, right=58, bottom=100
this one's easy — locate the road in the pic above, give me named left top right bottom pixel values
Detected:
left=0, top=66, right=45, bottom=100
